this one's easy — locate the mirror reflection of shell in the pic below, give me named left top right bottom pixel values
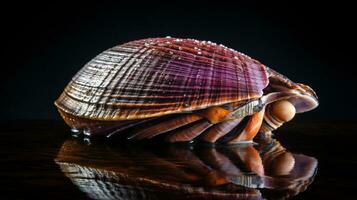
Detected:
left=55, top=37, right=318, bottom=144
left=55, top=137, right=318, bottom=200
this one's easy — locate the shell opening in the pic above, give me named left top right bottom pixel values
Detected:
left=263, top=75, right=319, bottom=114
left=286, top=94, right=318, bottom=113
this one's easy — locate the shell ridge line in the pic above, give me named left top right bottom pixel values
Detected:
left=229, top=52, right=237, bottom=99
left=215, top=47, right=225, bottom=106
left=99, top=47, right=266, bottom=82
left=208, top=45, right=218, bottom=104
left=129, top=50, right=168, bottom=119
left=101, top=45, right=148, bottom=104
left=79, top=49, right=128, bottom=117
left=152, top=44, right=252, bottom=74
left=113, top=46, right=153, bottom=119
left=64, top=79, right=246, bottom=105
left=68, top=59, right=101, bottom=116
left=164, top=50, right=181, bottom=110
left=158, top=38, right=243, bottom=62
left=69, top=77, right=243, bottom=100
left=180, top=50, right=199, bottom=109
left=113, top=48, right=154, bottom=106
left=118, top=52, right=154, bottom=115
left=74, top=58, right=105, bottom=117
left=70, top=71, right=244, bottom=95
left=157, top=51, right=174, bottom=106
left=91, top=44, right=138, bottom=106
left=99, top=45, right=149, bottom=118
left=126, top=48, right=170, bottom=118
left=223, top=54, right=230, bottom=102
left=71, top=65, right=261, bottom=92
left=153, top=44, right=230, bottom=64
left=62, top=84, right=253, bottom=107
left=233, top=50, right=242, bottom=101
left=156, top=50, right=176, bottom=105
left=241, top=60, right=250, bottom=100
left=57, top=95, right=254, bottom=121
left=83, top=58, right=119, bottom=118
left=207, top=42, right=217, bottom=107
left=127, top=50, right=161, bottom=108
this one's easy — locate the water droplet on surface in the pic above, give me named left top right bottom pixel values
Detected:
left=71, top=128, right=80, bottom=137
left=178, top=47, right=182, bottom=50
left=184, top=103, right=190, bottom=107
left=165, top=36, right=171, bottom=38
left=71, top=128, right=79, bottom=133
left=83, top=129, right=91, bottom=136
left=198, top=51, right=202, bottom=55
left=169, top=51, right=174, bottom=55
left=83, top=137, right=91, bottom=145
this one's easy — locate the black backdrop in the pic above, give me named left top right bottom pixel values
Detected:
left=2, top=1, right=356, bottom=120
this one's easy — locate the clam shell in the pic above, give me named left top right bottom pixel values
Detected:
left=55, top=38, right=269, bottom=120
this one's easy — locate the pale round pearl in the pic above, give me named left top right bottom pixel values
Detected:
left=270, top=100, right=296, bottom=122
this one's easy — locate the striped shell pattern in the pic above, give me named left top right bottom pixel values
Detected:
left=55, top=37, right=318, bottom=144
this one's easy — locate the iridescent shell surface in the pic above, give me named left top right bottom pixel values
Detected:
left=55, top=37, right=269, bottom=121
left=55, top=37, right=318, bottom=142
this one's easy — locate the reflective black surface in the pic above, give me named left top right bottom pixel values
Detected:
left=0, top=120, right=356, bottom=199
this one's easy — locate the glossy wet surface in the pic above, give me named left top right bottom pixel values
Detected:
left=0, top=120, right=356, bottom=199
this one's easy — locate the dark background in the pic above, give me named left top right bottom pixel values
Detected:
left=1, top=2, right=357, bottom=200
left=2, top=1, right=356, bottom=120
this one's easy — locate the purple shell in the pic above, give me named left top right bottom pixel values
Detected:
left=55, top=37, right=269, bottom=120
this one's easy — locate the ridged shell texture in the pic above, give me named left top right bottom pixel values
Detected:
left=55, top=37, right=269, bottom=120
